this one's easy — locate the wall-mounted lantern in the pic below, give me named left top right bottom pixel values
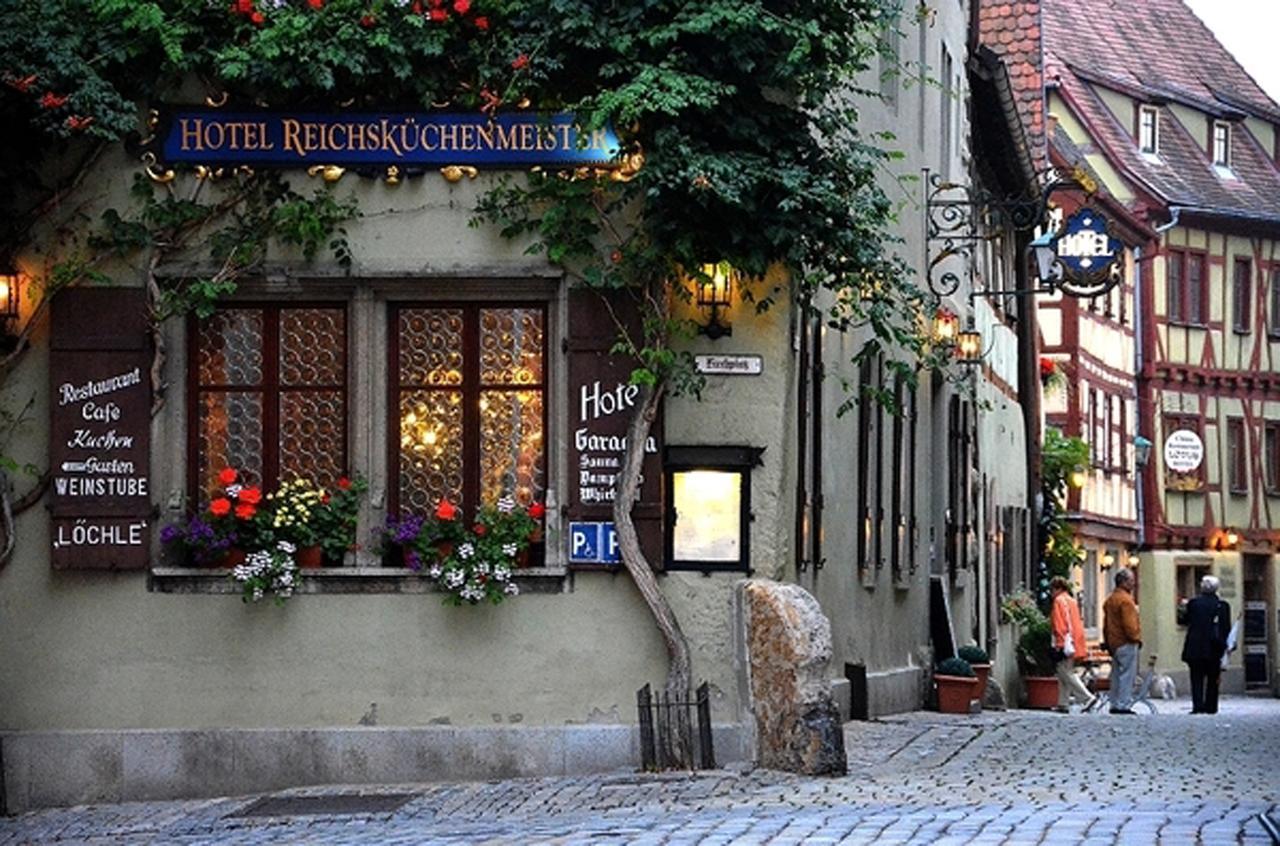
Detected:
left=1210, top=528, right=1241, bottom=551
left=1069, top=464, right=1088, bottom=489
left=694, top=262, right=735, bottom=341
left=932, top=307, right=959, bottom=346
left=1029, top=231, right=1063, bottom=285
left=1133, top=435, right=1153, bottom=469
left=0, top=262, right=20, bottom=351
left=955, top=323, right=984, bottom=365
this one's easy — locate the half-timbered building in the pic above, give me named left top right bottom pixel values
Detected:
left=1041, top=0, right=1280, bottom=693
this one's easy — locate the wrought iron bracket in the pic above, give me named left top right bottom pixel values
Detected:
left=923, top=166, right=1093, bottom=300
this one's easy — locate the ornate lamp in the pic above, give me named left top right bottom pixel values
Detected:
left=0, top=262, right=20, bottom=352
left=694, top=262, right=734, bottom=340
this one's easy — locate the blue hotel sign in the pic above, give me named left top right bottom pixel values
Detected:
left=158, top=110, right=622, bottom=169
left=1051, top=206, right=1124, bottom=297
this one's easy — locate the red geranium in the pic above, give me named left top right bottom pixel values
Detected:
left=7, top=74, right=37, bottom=93
left=473, top=523, right=487, bottom=536
left=474, top=15, right=488, bottom=29
left=1039, top=357, right=1055, bottom=378
left=435, top=499, right=459, bottom=520
left=218, top=467, right=238, bottom=486
left=528, top=502, right=545, bottom=520
left=360, top=13, right=376, bottom=26
left=453, top=0, right=470, bottom=13
left=429, top=8, right=447, bottom=21
left=250, top=10, right=265, bottom=24
left=235, top=503, right=257, bottom=521
left=511, top=53, right=529, bottom=70
left=65, top=115, right=94, bottom=131
left=307, top=0, right=323, bottom=7
left=209, top=498, right=232, bottom=517
left=235, top=0, right=252, bottom=12
left=337, top=477, right=352, bottom=490
left=238, top=486, right=262, bottom=506
left=39, top=92, right=68, bottom=110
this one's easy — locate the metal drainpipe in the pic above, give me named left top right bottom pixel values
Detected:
left=1133, top=208, right=1180, bottom=550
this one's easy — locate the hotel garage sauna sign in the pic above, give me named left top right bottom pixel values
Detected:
left=50, top=289, right=151, bottom=569
left=156, top=110, right=621, bottom=168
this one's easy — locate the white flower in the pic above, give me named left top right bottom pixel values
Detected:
left=428, top=565, right=443, bottom=578
left=445, top=569, right=466, bottom=588
left=502, top=543, right=518, bottom=557
left=477, top=561, right=490, bottom=575
left=277, top=540, right=296, bottom=555
left=493, top=566, right=510, bottom=582
left=497, top=496, right=516, bottom=514
left=226, top=484, right=243, bottom=498
left=504, top=582, right=519, bottom=596
left=457, top=543, right=474, bottom=560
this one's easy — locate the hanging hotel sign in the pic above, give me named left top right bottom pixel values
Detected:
left=156, top=110, right=622, bottom=169
left=1050, top=206, right=1124, bottom=298
left=49, top=289, right=152, bottom=570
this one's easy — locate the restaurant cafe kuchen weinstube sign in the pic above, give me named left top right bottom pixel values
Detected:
left=50, top=289, right=151, bottom=570
left=156, top=110, right=622, bottom=169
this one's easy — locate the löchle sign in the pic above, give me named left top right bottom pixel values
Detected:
left=50, top=289, right=151, bottom=569
left=157, top=110, right=621, bottom=169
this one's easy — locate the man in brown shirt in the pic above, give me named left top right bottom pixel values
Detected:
left=1103, top=568, right=1142, bottom=714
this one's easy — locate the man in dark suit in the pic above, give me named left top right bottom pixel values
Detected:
left=1181, top=575, right=1232, bottom=715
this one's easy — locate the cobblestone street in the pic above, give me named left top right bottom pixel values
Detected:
left=2, top=695, right=1277, bottom=845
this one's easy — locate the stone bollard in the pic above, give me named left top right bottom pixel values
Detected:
left=736, top=579, right=848, bottom=776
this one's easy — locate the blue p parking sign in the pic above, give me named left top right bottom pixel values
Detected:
left=568, top=521, right=620, bottom=566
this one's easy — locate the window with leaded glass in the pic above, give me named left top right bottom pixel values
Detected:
left=191, top=305, right=348, bottom=503
left=391, top=304, right=546, bottom=516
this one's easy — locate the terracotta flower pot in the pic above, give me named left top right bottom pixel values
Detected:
left=296, top=545, right=324, bottom=569
left=1023, top=675, right=1059, bottom=709
left=934, top=674, right=979, bottom=714
left=971, top=663, right=992, bottom=701
left=215, top=547, right=246, bottom=570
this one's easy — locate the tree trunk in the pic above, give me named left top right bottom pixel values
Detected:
left=612, top=379, right=694, bottom=766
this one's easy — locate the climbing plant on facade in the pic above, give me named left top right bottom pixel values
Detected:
left=3, top=0, right=938, bottom=755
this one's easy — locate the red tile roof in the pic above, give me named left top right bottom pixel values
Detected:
left=977, top=0, right=1045, bottom=167
left=1042, top=0, right=1280, bottom=223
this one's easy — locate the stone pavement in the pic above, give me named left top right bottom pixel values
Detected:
left=1, top=694, right=1277, bottom=844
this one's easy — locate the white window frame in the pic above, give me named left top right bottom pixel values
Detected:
left=1138, top=105, right=1159, bottom=155
left=1213, top=121, right=1231, bottom=168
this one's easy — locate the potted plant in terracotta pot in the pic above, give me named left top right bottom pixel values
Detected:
left=958, top=644, right=991, bottom=701
left=1002, top=590, right=1058, bottom=708
left=934, top=656, right=979, bottom=714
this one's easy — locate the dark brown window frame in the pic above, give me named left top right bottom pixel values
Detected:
left=1227, top=417, right=1247, bottom=494
left=1265, top=420, right=1280, bottom=494
left=1269, top=267, right=1280, bottom=339
left=1212, top=120, right=1231, bottom=168
left=1166, top=248, right=1208, bottom=327
left=1233, top=257, right=1252, bottom=334
left=387, top=301, right=549, bottom=519
left=187, top=302, right=349, bottom=505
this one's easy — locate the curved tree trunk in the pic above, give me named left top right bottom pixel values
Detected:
left=612, top=379, right=693, bottom=765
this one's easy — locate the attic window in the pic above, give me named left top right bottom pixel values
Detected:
left=1138, top=106, right=1159, bottom=155
left=1212, top=121, right=1231, bottom=168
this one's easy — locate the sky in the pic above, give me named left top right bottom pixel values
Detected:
left=1184, top=0, right=1280, bottom=103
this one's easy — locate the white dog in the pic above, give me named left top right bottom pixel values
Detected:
left=1152, top=674, right=1177, bottom=700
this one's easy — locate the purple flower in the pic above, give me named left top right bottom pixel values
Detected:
left=405, top=549, right=422, bottom=571
left=160, top=524, right=184, bottom=545
left=387, top=513, right=424, bottom=545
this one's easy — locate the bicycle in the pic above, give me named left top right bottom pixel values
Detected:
left=1080, top=654, right=1160, bottom=714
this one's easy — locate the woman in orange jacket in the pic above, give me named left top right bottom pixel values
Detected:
left=1050, top=576, right=1095, bottom=711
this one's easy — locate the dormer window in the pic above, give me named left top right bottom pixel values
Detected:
left=1138, top=106, right=1159, bottom=155
left=1212, top=121, right=1231, bottom=168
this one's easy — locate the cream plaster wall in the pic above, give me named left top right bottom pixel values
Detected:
left=0, top=147, right=769, bottom=733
